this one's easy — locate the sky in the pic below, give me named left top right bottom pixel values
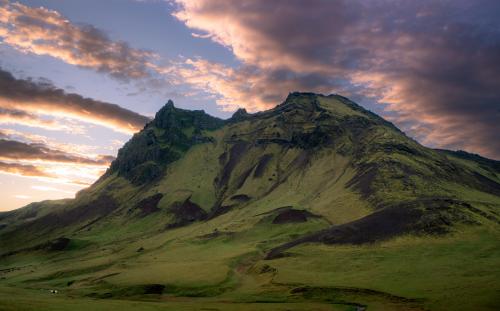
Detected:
left=0, top=0, right=499, bottom=211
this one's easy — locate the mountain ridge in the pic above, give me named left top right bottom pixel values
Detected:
left=1, top=92, right=499, bottom=311
left=2, top=91, right=499, bottom=246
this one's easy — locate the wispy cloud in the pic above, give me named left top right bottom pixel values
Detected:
left=172, top=0, right=500, bottom=159
left=0, top=1, right=163, bottom=81
left=0, top=137, right=112, bottom=187
left=0, top=107, right=79, bottom=131
left=0, top=160, right=53, bottom=178
left=0, top=138, right=114, bottom=166
left=0, top=128, right=87, bottom=154
left=31, top=185, right=73, bottom=194
left=0, top=67, right=150, bottom=134
left=13, top=194, right=30, bottom=199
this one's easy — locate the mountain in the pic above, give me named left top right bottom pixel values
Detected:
left=1, top=93, right=499, bottom=311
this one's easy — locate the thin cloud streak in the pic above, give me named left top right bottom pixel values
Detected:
left=13, top=194, right=30, bottom=199
left=0, top=160, right=53, bottom=178
left=31, top=185, right=73, bottom=194
left=0, top=138, right=114, bottom=166
left=0, top=107, right=76, bottom=131
left=0, top=137, right=111, bottom=187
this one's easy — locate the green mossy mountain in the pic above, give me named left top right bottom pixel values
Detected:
left=106, top=100, right=225, bottom=184
left=1, top=93, right=499, bottom=311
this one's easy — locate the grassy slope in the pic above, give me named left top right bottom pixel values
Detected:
left=269, top=227, right=500, bottom=311
left=1, top=93, right=499, bottom=310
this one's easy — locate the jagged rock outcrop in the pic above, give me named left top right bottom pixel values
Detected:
left=107, top=100, right=224, bottom=184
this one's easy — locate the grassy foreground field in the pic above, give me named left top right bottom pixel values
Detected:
left=0, top=287, right=345, bottom=311
left=1, top=226, right=498, bottom=310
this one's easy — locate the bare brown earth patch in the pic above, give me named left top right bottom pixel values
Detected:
left=253, top=154, right=273, bottom=178
left=230, top=194, right=251, bottom=202
left=290, top=286, right=425, bottom=310
left=272, top=208, right=321, bottom=224
left=0, top=237, right=71, bottom=257
left=135, top=193, right=163, bottom=217
left=266, top=198, right=479, bottom=259
left=471, top=172, right=500, bottom=196
left=166, top=197, right=207, bottom=229
left=196, top=230, right=235, bottom=240
left=234, top=166, right=255, bottom=189
left=346, top=164, right=378, bottom=199
left=208, top=204, right=234, bottom=219
left=216, top=141, right=249, bottom=190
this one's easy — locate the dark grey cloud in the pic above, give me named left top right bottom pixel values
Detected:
left=174, top=0, right=500, bottom=159
left=0, top=68, right=150, bottom=133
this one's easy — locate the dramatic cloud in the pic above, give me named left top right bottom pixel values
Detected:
left=176, top=59, right=340, bottom=111
left=0, top=138, right=114, bottom=166
left=0, top=160, right=53, bottom=178
left=0, top=1, right=162, bottom=81
left=173, top=0, right=500, bottom=159
left=0, top=68, right=150, bottom=134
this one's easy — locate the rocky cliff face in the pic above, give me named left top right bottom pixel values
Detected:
left=107, top=100, right=224, bottom=184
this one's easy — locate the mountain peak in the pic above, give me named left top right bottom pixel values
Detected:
left=230, top=107, right=249, bottom=121
left=2, top=92, right=499, bottom=311
left=165, top=99, right=174, bottom=108
left=159, top=99, right=175, bottom=113
left=286, top=91, right=320, bottom=99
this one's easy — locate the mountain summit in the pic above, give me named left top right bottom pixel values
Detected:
left=1, top=93, right=499, bottom=310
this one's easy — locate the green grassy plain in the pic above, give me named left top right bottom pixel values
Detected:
left=1, top=222, right=498, bottom=310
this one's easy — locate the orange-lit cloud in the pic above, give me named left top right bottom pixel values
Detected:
left=172, top=0, right=500, bottom=159
left=176, top=58, right=342, bottom=112
left=0, top=128, right=94, bottom=155
left=0, top=137, right=112, bottom=189
left=0, top=138, right=114, bottom=166
left=0, top=68, right=150, bottom=134
left=0, top=160, right=53, bottom=178
left=0, top=107, right=78, bottom=131
left=0, top=128, right=120, bottom=191
left=0, top=1, right=161, bottom=81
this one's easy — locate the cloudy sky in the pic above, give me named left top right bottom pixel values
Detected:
left=0, top=0, right=499, bottom=211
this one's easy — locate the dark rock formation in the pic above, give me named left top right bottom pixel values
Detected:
left=107, top=100, right=224, bottom=185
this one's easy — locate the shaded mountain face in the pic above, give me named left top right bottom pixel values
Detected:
left=106, top=100, right=225, bottom=185
left=0, top=93, right=499, bottom=309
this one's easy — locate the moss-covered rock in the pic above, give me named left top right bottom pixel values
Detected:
left=107, top=100, right=224, bottom=184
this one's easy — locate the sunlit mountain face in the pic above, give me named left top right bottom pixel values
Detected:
left=0, top=0, right=499, bottom=213
left=1, top=2, right=500, bottom=311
